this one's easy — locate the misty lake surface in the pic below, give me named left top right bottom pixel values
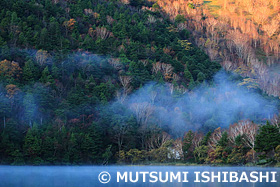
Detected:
left=0, top=165, right=280, bottom=187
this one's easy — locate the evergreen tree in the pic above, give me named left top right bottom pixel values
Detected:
left=51, top=63, right=59, bottom=79
left=218, top=131, right=229, bottom=148
left=40, top=66, right=54, bottom=85
left=182, top=130, right=194, bottom=160
left=23, top=60, right=37, bottom=82
left=197, top=72, right=205, bottom=82
left=41, top=135, right=55, bottom=164
left=23, top=126, right=42, bottom=164
left=184, top=68, right=193, bottom=83
left=255, top=122, right=280, bottom=154
left=39, top=28, right=49, bottom=49
left=68, top=133, right=79, bottom=163
left=88, top=122, right=103, bottom=162
left=202, top=132, right=211, bottom=145
left=235, top=134, right=243, bottom=146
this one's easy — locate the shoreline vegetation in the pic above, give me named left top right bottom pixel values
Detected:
left=0, top=162, right=279, bottom=167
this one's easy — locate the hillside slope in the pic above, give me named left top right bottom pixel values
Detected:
left=151, top=0, right=280, bottom=96
left=0, top=0, right=279, bottom=165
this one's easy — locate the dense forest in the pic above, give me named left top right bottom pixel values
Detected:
left=0, top=0, right=280, bottom=166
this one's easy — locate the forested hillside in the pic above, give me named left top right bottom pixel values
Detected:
left=151, top=0, right=280, bottom=96
left=0, top=0, right=279, bottom=166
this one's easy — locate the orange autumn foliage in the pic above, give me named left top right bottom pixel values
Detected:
left=6, top=84, right=20, bottom=99
left=0, top=59, right=22, bottom=80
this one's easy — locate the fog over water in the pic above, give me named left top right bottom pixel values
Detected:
left=0, top=166, right=279, bottom=187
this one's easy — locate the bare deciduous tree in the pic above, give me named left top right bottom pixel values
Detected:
left=147, top=131, right=171, bottom=149
left=152, top=62, right=162, bottom=74
left=94, top=27, right=112, bottom=40
left=108, top=58, right=123, bottom=70
left=228, top=120, right=258, bottom=149
left=193, top=132, right=203, bottom=148
left=147, top=15, right=157, bottom=24
left=271, top=115, right=280, bottom=132
left=106, top=15, right=115, bottom=25
left=208, top=127, right=222, bottom=149
left=117, top=76, right=132, bottom=103
left=36, top=50, right=50, bottom=67
left=130, top=102, right=154, bottom=127
left=113, top=122, right=129, bottom=153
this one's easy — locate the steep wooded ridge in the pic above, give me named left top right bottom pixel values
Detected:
left=150, top=0, right=280, bottom=96
left=0, top=0, right=279, bottom=166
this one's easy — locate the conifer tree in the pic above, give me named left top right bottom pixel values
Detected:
left=23, top=125, right=42, bottom=164
left=255, top=122, right=280, bottom=154
left=23, top=60, right=37, bottom=82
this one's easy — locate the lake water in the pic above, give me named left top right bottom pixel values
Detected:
left=0, top=166, right=280, bottom=187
